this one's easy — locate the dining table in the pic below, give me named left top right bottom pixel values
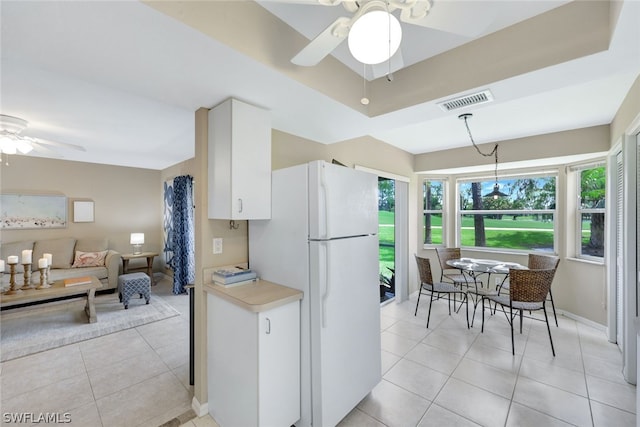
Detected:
left=446, top=257, right=527, bottom=286
left=446, top=257, right=528, bottom=325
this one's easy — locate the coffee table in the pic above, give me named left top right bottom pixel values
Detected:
left=0, top=276, right=102, bottom=323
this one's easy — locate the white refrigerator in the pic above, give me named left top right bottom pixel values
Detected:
left=249, top=160, right=381, bottom=427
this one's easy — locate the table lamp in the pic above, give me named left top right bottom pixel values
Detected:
left=130, top=233, right=144, bottom=255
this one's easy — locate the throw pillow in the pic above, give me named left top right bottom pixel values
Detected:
left=71, top=250, right=108, bottom=268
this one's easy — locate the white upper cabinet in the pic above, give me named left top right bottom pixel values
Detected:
left=208, top=98, right=271, bottom=219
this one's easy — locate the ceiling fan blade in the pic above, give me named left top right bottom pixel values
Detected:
left=29, top=141, right=57, bottom=154
left=370, top=49, right=404, bottom=79
left=291, top=16, right=352, bottom=66
left=401, top=0, right=492, bottom=37
left=34, top=138, right=86, bottom=152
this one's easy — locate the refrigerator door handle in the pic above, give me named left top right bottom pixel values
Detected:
left=320, top=163, right=330, bottom=239
left=321, top=241, right=330, bottom=328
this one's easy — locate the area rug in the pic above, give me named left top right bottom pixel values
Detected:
left=0, top=291, right=180, bottom=362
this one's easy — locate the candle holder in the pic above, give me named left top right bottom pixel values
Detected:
left=46, top=265, right=54, bottom=285
left=36, top=267, right=51, bottom=289
left=5, top=263, right=22, bottom=295
left=21, top=263, right=35, bottom=290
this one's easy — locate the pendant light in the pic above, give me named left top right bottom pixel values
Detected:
left=459, top=113, right=507, bottom=199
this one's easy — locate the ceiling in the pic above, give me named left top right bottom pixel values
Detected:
left=1, top=0, right=639, bottom=171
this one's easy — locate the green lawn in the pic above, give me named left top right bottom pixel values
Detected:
left=382, top=211, right=575, bottom=273
left=379, top=210, right=395, bottom=279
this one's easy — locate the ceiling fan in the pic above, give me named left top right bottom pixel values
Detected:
left=290, top=0, right=488, bottom=68
left=0, top=114, right=86, bottom=161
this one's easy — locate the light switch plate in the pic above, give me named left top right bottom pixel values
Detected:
left=213, top=238, right=223, bottom=254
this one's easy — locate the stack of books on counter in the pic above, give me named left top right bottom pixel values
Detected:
left=212, top=267, right=257, bottom=287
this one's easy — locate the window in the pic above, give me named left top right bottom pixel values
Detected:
left=422, top=179, right=444, bottom=246
left=458, top=173, right=556, bottom=252
left=576, top=163, right=605, bottom=259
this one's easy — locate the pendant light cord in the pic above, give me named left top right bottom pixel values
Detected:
left=460, top=113, right=500, bottom=184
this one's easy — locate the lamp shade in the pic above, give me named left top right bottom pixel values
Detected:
left=130, top=233, right=145, bottom=245
left=348, top=10, right=402, bottom=65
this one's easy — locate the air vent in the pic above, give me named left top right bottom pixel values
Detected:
left=437, top=90, right=494, bottom=112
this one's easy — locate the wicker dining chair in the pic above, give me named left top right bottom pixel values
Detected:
left=482, top=268, right=557, bottom=356
left=528, top=254, right=560, bottom=326
left=414, top=255, right=468, bottom=329
left=497, top=254, right=560, bottom=326
left=435, top=247, right=469, bottom=288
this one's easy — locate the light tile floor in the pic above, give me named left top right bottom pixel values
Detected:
left=190, top=290, right=636, bottom=427
left=6, top=278, right=631, bottom=427
left=349, top=294, right=636, bottom=427
left=0, top=276, right=193, bottom=427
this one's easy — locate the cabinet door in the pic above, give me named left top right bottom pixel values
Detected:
left=207, top=294, right=259, bottom=427
left=230, top=100, right=271, bottom=219
left=258, top=302, right=300, bottom=427
left=208, top=98, right=271, bottom=220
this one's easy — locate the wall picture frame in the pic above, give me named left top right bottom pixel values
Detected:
left=73, top=200, right=94, bottom=223
left=0, top=193, right=67, bottom=229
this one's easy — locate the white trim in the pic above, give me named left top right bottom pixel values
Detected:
left=456, top=169, right=558, bottom=183
left=622, top=133, right=638, bottom=384
left=606, top=140, right=622, bottom=344
left=357, top=165, right=410, bottom=303
left=568, top=159, right=607, bottom=172
left=625, top=112, right=640, bottom=136
left=557, top=310, right=607, bottom=332
left=191, top=396, right=209, bottom=417
left=395, top=180, right=409, bottom=302
left=355, top=165, right=410, bottom=182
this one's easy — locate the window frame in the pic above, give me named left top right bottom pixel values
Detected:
left=422, top=177, right=446, bottom=248
left=574, top=161, right=606, bottom=261
left=456, top=171, right=558, bottom=254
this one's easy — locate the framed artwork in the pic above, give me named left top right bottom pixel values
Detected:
left=73, top=200, right=94, bottom=223
left=0, top=194, right=67, bottom=229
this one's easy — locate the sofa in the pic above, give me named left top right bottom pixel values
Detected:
left=1, top=237, right=121, bottom=290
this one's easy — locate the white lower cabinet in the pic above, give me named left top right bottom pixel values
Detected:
left=207, top=292, right=300, bottom=427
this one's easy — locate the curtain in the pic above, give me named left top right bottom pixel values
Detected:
left=163, top=179, right=175, bottom=268
left=171, top=175, right=195, bottom=294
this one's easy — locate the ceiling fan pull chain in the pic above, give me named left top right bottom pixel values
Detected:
left=361, top=63, right=370, bottom=105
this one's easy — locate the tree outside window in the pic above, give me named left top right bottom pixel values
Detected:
left=423, top=179, right=443, bottom=246
left=458, top=174, right=556, bottom=252
left=577, top=165, right=605, bottom=259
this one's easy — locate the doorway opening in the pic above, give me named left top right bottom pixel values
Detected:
left=378, top=177, right=395, bottom=304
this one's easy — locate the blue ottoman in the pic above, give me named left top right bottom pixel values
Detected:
left=118, top=272, right=151, bottom=309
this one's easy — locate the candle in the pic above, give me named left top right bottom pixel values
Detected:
left=44, top=253, right=53, bottom=266
left=38, top=258, right=48, bottom=269
left=0, top=259, right=4, bottom=272
left=22, top=249, right=32, bottom=264
left=7, top=256, right=19, bottom=264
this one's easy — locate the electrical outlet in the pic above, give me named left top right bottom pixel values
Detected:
left=213, top=238, right=223, bottom=254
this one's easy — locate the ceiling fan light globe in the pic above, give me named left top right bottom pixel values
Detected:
left=348, top=11, right=402, bottom=65
left=0, top=137, right=17, bottom=155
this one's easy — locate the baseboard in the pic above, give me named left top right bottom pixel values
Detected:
left=191, top=396, right=208, bottom=417
left=557, top=309, right=606, bottom=332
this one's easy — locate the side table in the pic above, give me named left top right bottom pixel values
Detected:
left=121, top=252, right=159, bottom=285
